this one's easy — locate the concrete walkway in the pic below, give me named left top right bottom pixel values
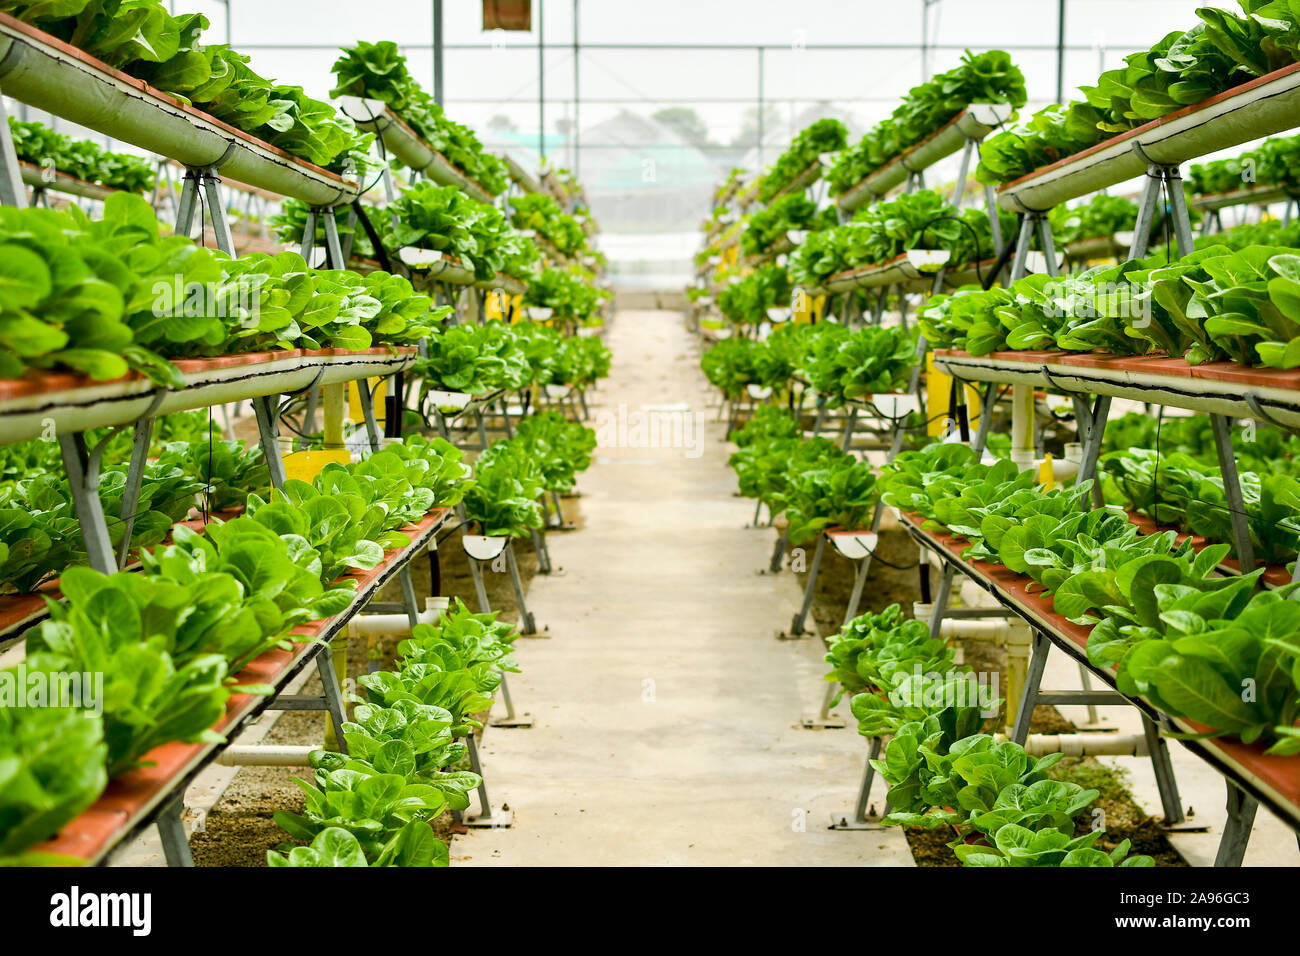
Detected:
left=458, top=310, right=912, bottom=866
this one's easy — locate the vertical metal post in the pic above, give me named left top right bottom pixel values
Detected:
left=789, top=536, right=826, bottom=636
left=573, top=0, right=580, bottom=179
left=1140, top=713, right=1186, bottom=825
left=432, top=0, right=444, bottom=105
left=252, top=394, right=289, bottom=490
left=1214, top=782, right=1258, bottom=867
left=1211, top=413, right=1257, bottom=572
left=355, top=379, right=382, bottom=452
left=200, top=168, right=236, bottom=255
left=117, top=418, right=156, bottom=570
left=156, top=796, right=194, bottom=867
left=538, top=0, right=546, bottom=161
left=506, top=542, right=538, bottom=634
left=1056, top=0, right=1068, bottom=103
left=1011, top=630, right=1051, bottom=744
left=756, top=47, right=765, bottom=168
left=0, top=95, right=29, bottom=208
left=58, top=433, right=117, bottom=574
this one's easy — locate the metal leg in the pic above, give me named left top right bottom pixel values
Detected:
left=174, top=169, right=200, bottom=239
left=1036, top=214, right=1060, bottom=277
left=530, top=525, right=553, bottom=574
left=468, top=556, right=492, bottom=615
left=397, top=564, right=421, bottom=630
left=1165, top=165, right=1197, bottom=257
left=300, top=206, right=317, bottom=262
left=0, top=95, right=27, bottom=208
left=1010, top=629, right=1050, bottom=745
left=1141, top=713, right=1186, bottom=825
left=1211, top=413, right=1256, bottom=572
left=490, top=672, right=534, bottom=728
left=463, top=733, right=513, bottom=827
left=1213, top=782, right=1258, bottom=867
left=810, top=396, right=826, bottom=439
left=355, top=379, right=382, bottom=452
left=315, top=645, right=350, bottom=754
left=928, top=563, right=955, bottom=641
left=840, top=406, right=857, bottom=452
left=251, top=394, right=288, bottom=490
left=499, top=398, right=514, bottom=438
left=789, top=536, right=826, bottom=636
left=117, top=417, right=156, bottom=569
left=1076, top=395, right=1112, bottom=508
left=1010, top=214, right=1036, bottom=281
left=475, top=409, right=490, bottom=450
left=830, top=736, right=887, bottom=829
left=1077, top=663, right=1100, bottom=725
left=156, top=795, right=194, bottom=867
left=769, top=528, right=788, bottom=574
left=57, top=433, right=116, bottom=573
left=843, top=549, right=873, bottom=624
left=1128, top=166, right=1163, bottom=260
left=972, top=381, right=998, bottom=456
left=321, top=206, right=345, bottom=269
left=298, top=384, right=319, bottom=451
left=506, top=542, right=538, bottom=635
left=200, top=167, right=236, bottom=255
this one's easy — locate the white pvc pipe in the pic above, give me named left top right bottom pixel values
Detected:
left=349, top=598, right=450, bottom=638
left=1021, top=733, right=1149, bottom=758
left=1010, top=383, right=1035, bottom=470
left=217, top=745, right=316, bottom=767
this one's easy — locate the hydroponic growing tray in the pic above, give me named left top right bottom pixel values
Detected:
left=0, top=14, right=360, bottom=206
left=18, top=160, right=120, bottom=200
left=0, top=348, right=418, bottom=445
left=334, top=97, right=496, bottom=204
left=897, top=511, right=1300, bottom=831
left=836, top=104, right=1014, bottom=213
left=931, top=349, right=1300, bottom=429
left=997, top=62, right=1300, bottom=213
left=31, top=506, right=452, bottom=866
left=822, top=250, right=951, bottom=293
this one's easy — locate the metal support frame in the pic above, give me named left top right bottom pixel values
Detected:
left=489, top=672, right=534, bottom=728
left=57, top=432, right=117, bottom=573
left=506, top=541, right=539, bottom=635
left=1007, top=627, right=1185, bottom=825
left=116, top=417, right=157, bottom=570
left=355, top=378, right=382, bottom=453
left=462, top=732, right=513, bottom=828
left=175, top=165, right=236, bottom=255
left=156, top=794, right=194, bottom=867
left=829, top=735, right=890, bottom=830
left=1213, top=781, right=1258, bottom=867
left=1210, top=413, right=1257, bottom=573
left=264, top=641, right=351, bottom=754
left=251, top=394, right=289, bottom=490
left=1128, top=161, right=1197, bottom=261
left=0, top=94, right=28, bottom=208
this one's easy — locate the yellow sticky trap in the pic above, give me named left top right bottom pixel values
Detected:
left=926, top=353, right=983, bottom=438
left=511, top=293, right=524, bottom=324
left=281, top=448, right=352, bottom=487
left=347, top=378, right=386, bottom=427
left=484, top=290, right=505, bottom=322
left=792, top=288, right=813, bottom=325
left=813, top=293, right=826, bottom=322
left=1038, top=453, right=1056, bottom=490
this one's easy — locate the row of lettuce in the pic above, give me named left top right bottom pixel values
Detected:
left=721, top=404, right=1300, bottom=864
left=704, top=1, right=1300, bottom=317
left=0, top=193, right=608, bottom=388
left=0, top=397, right=599, bottom=865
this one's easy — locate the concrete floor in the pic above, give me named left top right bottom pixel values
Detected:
left=457, top=310, right=913, bottom=866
